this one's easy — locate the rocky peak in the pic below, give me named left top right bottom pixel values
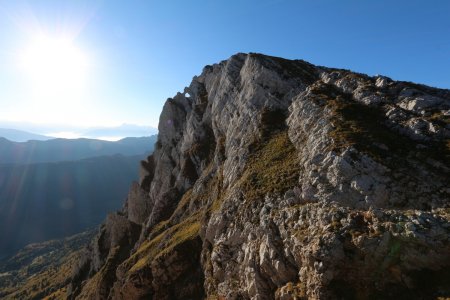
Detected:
left=68, top=53, right=450, bottom=299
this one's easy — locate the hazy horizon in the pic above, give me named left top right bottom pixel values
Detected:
left=0, top=0, right=449, bottom=129
left=0, top=121, right=158, bottom=141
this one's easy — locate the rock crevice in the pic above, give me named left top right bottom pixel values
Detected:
left=69, top=53, right=450, bottom=300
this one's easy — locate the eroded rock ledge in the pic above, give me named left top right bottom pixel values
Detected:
left=68, top=53, right=450, bottom=300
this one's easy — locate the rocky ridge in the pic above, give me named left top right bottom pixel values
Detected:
left=68, top=53, right=450, bottom=299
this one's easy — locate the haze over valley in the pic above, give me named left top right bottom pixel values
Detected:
left=0, top=135, right=157, bottom=259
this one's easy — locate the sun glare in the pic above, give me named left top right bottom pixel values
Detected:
left=16, top=34, right=91, bottom=124
left=20, top=35, right=88, bottom=93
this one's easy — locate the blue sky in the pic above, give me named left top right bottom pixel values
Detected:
left=0, top=0, right=449, bottom=132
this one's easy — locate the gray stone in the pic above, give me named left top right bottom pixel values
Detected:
left=70, top=53, right=450, bottom=300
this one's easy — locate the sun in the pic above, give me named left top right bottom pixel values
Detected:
left=17, top=34, right=90, bottom=123
left=20, top=34, right=88, bottom=98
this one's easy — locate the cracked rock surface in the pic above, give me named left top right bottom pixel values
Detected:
left=68, top=53, right=450, bottom=300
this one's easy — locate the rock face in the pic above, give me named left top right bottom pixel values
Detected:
left=68, top=53, right=450, bottom=299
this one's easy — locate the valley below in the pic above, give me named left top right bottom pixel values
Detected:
left=0, top=136, right=157, bottom=259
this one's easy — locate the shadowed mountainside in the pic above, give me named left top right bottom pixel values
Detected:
left=0, top=136, right=157, bottom=259
left=0, top=155, right=144, bottom=258
left=0, top=230, right=95, bottom=300
left=0, top=136, right=157, bottom=164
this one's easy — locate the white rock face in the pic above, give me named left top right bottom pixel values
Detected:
left=69, top=53, right=450, bottom=300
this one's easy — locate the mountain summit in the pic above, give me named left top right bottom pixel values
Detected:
left=20, top=53, right=450, bottom=299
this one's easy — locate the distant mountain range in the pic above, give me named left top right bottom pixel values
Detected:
left=0, top=135, right=157, bottom=259
left=0, top=123, right=158, bottom=141
left=0, top=128, right=53, bottom=142
left=0, top=136, right=157, bottom=164
left=82, top=124, right=158, bottom=139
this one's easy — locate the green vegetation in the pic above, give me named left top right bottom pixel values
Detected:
left=238, top=130, right=300, bottom=202
left=205, top=167, right=225, bottom=213
left=327, top=95, right=416, bottom=158
left=276, top=281, right=307, bottom=299
left=309, top=83, right=450, bottom=168
left=249, top=53, right=318, bottom=84
left=125, top=157, right=228, bottom=276
left=426, top=109, right=450, bottom=126
left=43, top=286, right=68, bottom=300
left=172, top=189, right=194, bottom=217
left=129, top=213, right=201, bottom=273
left=0, top=230, right=94, bottom=299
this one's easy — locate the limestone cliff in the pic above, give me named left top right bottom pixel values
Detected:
left=68, top=53, right=450, bottom=300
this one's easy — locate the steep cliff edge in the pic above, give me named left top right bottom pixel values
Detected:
left=69, top=53, right=450, bottom=300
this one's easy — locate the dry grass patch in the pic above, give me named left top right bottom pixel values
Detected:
left=129, top=213, right=201, bottom=273
left=239, top=131, right=300, bottom=202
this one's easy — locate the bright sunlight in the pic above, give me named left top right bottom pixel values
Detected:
left=20, top=35, right=88, bottom=94
left=17, top=34, right=90, bottom=124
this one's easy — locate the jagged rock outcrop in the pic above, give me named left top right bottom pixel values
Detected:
left=68, top=53, right=450, bottom=299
